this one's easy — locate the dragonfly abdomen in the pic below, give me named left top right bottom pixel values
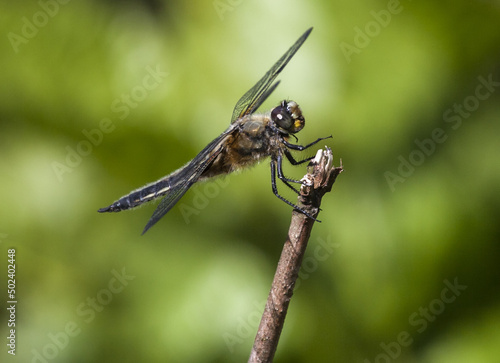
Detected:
left=98, top=178, right=172, bottom=213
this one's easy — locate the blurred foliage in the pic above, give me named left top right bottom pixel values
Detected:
left=1, top=0, right=500, bottom=362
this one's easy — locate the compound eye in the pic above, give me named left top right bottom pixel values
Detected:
left=271, top=106, right=293, bottom=130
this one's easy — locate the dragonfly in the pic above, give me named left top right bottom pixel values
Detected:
left=98, top=27, right=330, bottom=234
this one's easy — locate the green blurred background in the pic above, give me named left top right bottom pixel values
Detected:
left=1, top=0, right=500, bottom=362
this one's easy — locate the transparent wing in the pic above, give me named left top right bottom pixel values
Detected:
left=230, top=27, right=312, bottom=123
left=141, top=126, right=235, bottom=234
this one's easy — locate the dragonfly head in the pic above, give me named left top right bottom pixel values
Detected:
left=271, top=100, right=305, bottom=134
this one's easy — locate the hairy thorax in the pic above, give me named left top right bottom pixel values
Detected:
left=200, top=114, right=284, bottom=179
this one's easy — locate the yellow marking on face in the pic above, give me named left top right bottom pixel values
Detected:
left=294, top=119, right=304, bottom=132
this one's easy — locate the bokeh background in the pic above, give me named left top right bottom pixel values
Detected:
left=1, top=0, right=500, bottom=362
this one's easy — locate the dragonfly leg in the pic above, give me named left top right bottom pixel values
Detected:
left=270, top=158, right=320, bottom=221
left=282, top=135, right=332, bottom=151
left=283, top=148, right=315, bottom=166
left=276, top=153, right=301, bottom=195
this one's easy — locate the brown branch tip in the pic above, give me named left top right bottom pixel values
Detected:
left=299, top=146, right=343, bottom=217
left=248, top=147, right=343, bottom=363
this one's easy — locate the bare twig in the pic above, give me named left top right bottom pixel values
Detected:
left=248, top=147, right=343, bottom=363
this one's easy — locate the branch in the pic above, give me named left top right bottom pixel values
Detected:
left=248, top=147, right=343, bottom=363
